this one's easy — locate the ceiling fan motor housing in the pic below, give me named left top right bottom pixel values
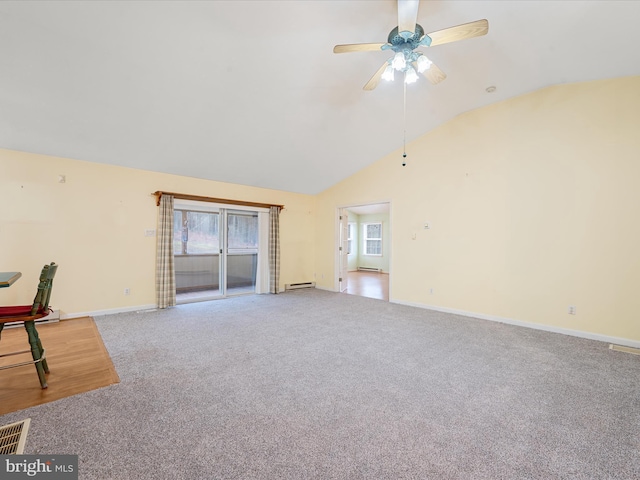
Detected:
left=385, top=24, right=431, bottom=52
left=381, top=24, right=432, bottom=71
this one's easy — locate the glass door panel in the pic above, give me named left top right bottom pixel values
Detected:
left=174, top=209, right=222, bottom=302
left=226, top=211, right=258, bottom=295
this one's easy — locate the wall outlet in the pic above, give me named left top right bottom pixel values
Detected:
left=144, top=229, right=156, bottom=237
left=568, top=305, right=576, bottom=315
left=124, top=288, right=131, bottom=296
left=429, top=288, right=434, bottom=295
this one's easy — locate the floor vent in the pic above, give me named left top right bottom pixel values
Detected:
left=357, top=267, right=382, bottom=273
left=285, top=282, right=316, bottom=291
left=0, top=418, right=31, bottom=455
left=609, top=344, right=640, bottom=356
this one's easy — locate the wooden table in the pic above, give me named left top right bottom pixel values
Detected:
left=0, top=272, right=21, bottom=288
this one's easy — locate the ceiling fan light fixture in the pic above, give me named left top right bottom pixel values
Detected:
left=382, top=65, right=395, bottom=82
left=416, top=55, right=432, bottom=73
left=404, top=66, right=418, bottom=84
left=392, top=51, right=406, bottom=70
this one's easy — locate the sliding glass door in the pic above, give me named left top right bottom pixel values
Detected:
left=173, top=204, right=260, bottom=302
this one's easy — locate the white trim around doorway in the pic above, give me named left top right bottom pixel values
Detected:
left=335, top=201, right=392, bottom=301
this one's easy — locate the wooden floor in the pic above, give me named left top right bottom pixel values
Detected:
left=0, top=317, right=119, bottom=416
left=345, top=271, right=389, bottom=301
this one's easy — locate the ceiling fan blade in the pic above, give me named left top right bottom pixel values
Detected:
left=414, top=59, right=447, bottom=85
left=333, top=43, right=386, bottom=54
left=426, top=19, right=489, bottom=47
left=363, top=62, right=389, bottom=91
left=398, top=0, right=420, bottom=34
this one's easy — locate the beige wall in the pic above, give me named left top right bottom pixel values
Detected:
left=315, top=76, right=640, bottom=343
left=0, top=149, right=315, bottom=316
left=3, top=76, right=639, bottom=344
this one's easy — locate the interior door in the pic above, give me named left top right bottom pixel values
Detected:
left=339, top=210, right=349, bottom=292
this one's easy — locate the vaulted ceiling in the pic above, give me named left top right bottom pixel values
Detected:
left=1, top=1, right=639, bottom=194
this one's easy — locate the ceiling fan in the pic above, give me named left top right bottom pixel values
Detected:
left=333, top=0, right=489, bottom=90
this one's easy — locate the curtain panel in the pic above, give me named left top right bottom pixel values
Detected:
left=268, top=206, right=281, bottom=294
left=156, top=194, right=176, bottom=308
left=256, top=212, right=270, bottom=294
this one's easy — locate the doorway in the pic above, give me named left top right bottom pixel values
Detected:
left=173, top=200, right=266, bottom=303
left=337, top=202, right=390, bottom=302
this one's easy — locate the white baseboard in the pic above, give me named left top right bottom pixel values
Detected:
left=44, top=308, right=60, bottom=322
left=58, top=295, right=640, bottom=350
left=61, top=304, right=157, bottom=320
left=391, top=299, right=640, bottom=350
left=2, top=308, right=60, bottom=329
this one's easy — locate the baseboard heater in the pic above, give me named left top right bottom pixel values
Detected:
left=357, top=267, right=382, bottom=273
left=610, top=344, right=640, bottom=356
left=3, top=309, right=60, bottom=329
left=285, top=282, right=316, bottom=291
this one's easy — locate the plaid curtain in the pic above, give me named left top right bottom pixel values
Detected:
left=269, top=206, right=280, bottom=294
left=156, top=194, right=176, bottom=308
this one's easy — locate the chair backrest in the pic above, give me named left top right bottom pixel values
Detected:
left=30, top=262, right=58, bottom=316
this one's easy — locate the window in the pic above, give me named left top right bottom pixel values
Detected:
left=347, top=223, right=355, bottom=255
left=227, top=213, right=259, bottom=251
left=173, top=210, right=219, bottom=255
left=363, top=223, right=382, bottom=256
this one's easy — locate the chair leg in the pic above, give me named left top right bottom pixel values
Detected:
left=0, top=322, right=4, bottom=341
left=33, top=327, right=49, bottom=374
left=24, top=321, right=48, bottom=389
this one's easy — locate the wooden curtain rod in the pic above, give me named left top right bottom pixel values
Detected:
left=153, top=191, right=283, bottom=210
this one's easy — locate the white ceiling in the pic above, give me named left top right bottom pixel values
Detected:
left=348, top=203, right=390, bottom=216
left=1, top=1, right=639, bottom=195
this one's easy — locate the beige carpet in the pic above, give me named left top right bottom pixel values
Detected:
left=1, top=290, right=639, bottom=479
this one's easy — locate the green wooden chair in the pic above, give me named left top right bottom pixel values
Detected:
left=0, top=262, right=58, bottom=389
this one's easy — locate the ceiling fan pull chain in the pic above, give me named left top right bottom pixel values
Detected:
left=402, top=79, right=407, bottom=164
